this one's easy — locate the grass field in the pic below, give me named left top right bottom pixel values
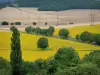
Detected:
left=0, top=24, right=100, bottom=61
left=54, top=24, right=100, bottom=37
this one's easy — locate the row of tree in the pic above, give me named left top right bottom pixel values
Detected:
left=1, top=21, right=21, bottom=25
left=25, top=26, right=55, bottom=36
left=76, top=31, right=100, bottom=45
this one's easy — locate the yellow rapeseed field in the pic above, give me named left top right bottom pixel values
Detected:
left=0, top=25, right=100, bottom=61
left=54, top=24, right=100, bottom=37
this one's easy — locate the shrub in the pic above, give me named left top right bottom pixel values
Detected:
left=15, top=22, right=21, bottom=25
left=32, top=28, right=36, bottom=34
left=1, top=21, right=9, bottom=25
left=33, top=22, right=37, bottom=25
left=37, top=37, right=49, bottom=50
left=11, top=23, right=14, bottom=25
left=59, top=29, right=69, bottom=39
left=45, top=22, right=48, bottom=25
left=25, top=26, right=32, bottom=33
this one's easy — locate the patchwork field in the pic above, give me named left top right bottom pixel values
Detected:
left=0, top=25, right=100, bottom=61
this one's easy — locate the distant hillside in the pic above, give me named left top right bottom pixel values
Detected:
left=14, top=0, right=100, bottom=11
left=0, top=0, right=100, bottom=11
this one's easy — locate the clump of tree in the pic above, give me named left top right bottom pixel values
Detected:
left=59, top=29, right=69, bottom=39
left=25, top=26, right=55, bottom=36
left=10, top=27, right=23, bottom=75
left=15, top=22, right=21, bottom=25
left=76, top=31, right=100, bottom=45
left=37, top=37, right=49, bottom=50
left=1, top=21, right=9, bottom=25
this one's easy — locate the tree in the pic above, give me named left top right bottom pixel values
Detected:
left=54, top=47, right=80, bottom=68
left=76, top=34, right=80, bottom=40
left=10, top=26, right=16, bottom=31
left=35, top=27, right=41, bottom=34
left=48, top=26, right=55, bottom=36
left=76, top=62, right=100, bottom=75
left=80, top=31, right=93, bottom=42
left=83, top=50, right=100, bottom=68
left=1, top=21, right=9, bottom=25
left=10, top=27, right=22, bottom=75
left=25, top=26, right=32, bottom=33
left=59, top=29, right=69, bottom=39
left=15, top=22, right=21, bottom=25
left=37, top=37, right=49, bottom=50
left=94, top=34, right=100, bottom=45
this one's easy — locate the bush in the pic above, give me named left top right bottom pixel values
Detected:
left=1, top=21, right=9, bottom=25
left=11, top=23, right=14, bottom=25
left=15, top=22, right=21, bottom=25
left=54, top=47, right=80, bottom=68
left=37, top=37, right=49, bottom=50
left=45, top=22, right=48, bottom=25
left=59, top=29, right=69, bottom=39
left=33, top=22, right=37, bottom=25
left=25, top=26, right=32, bottom=33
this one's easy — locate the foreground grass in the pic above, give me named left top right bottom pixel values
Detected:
left=0, top=31, right=100, bottom=61
left=54, top=24, right=100, bottom=37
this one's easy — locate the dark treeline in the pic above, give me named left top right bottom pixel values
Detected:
left=13, top=0, right=100, bottom=11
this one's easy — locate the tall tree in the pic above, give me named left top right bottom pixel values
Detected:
left=10, top=27, right=22, bottom=75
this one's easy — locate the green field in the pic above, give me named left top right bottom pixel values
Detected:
left=0, top=24, right=100, bottom=61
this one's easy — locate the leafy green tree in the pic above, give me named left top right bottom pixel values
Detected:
left=10, top=26, right=16, bottom=31
left=76, top=34, right=80, bottom=40
left=83, top=50, right=100, bottom=68
left=48, top=26, right=55, bottom=36
left=32, top=28, right=36, bottom=34
left=76, top=62, right=100, bottom=75
left=25, top=26, right=32, bottom=33
left=10, top=27, right=22, bottom=75
left=80, top=31, right=93, bottom=42
left=54, top=47, right=80, bottom=69
left=15, top=22, right=21, bottom=25
left=94, top=34, right=100, bottom=45
left=35, top=27, right=41, bottom=34
left=59, top=29, right=69, bottom=39
left=37, top=37, right=49, bottom=50
left=1, top=21, right=9, bottom=25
